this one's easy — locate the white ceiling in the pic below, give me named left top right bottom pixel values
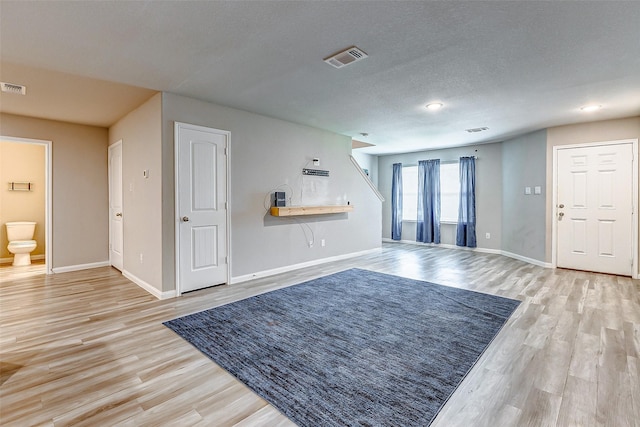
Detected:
left=1, top=1, right=639, bottom=155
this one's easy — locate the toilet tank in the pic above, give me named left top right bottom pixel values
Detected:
left=6, top=222, right=36, bottom=241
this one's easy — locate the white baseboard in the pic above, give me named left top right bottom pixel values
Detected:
left=501, top=250, right=552, bottom=268
left=382, top=238, right=501, bottom=255
left=231, top=247, right=382, bottom=284
left=123, top=270, right=176, bottom=300
left=51, top=260, right=110, bottom=273
left=382, top=238, right=550, bottom=268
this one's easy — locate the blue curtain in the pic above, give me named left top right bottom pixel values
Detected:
left=391, top=163, right=403, bottom=240
left=416, top=159, right=440, bottom=243
left=456, top=156, right=476, bottom=247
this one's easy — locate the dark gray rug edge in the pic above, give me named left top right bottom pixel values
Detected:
left=164, top=268, right=521, bottom=426
left=426, top=310, right=514, bottom=425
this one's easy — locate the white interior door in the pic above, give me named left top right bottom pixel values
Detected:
left=108, top=141, right=123, bottom=271
left=176, top=123, right=228, bottom=293
left=556, top=142, right=634, bottom=276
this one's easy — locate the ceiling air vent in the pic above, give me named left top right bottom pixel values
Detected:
left=1, top=82, right=27, bottom=95
left=465, top=127, right=489, bottom=133
left=324, top=46, right=368, bottom=69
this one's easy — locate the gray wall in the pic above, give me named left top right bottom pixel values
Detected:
left=501, top=130, right=547, bottom=261
left=162, top=93, right=382, bottom=285
left=352, top=150, right=379, bottom=189
left=0, top=113, right=109, bottom=269
left=109, top=94, right=163, bottom=290
left=378, top=142, right=503, bottom=250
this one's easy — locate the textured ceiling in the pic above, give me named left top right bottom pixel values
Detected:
left=1, top=1, right=639, bottom=154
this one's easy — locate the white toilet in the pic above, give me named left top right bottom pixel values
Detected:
left=6, top=222, right=37, bottom=266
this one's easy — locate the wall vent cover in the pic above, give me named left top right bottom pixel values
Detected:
left=465, top=127, right=489, bottom=133
left=324, top=46, right=368, bottom=69
left=1, top=82, right=27, bottom=95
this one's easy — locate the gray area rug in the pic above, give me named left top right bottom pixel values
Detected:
left=164, top=268, right=520, bottom=426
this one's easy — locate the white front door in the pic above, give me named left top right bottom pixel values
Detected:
left=176, top=123, right=228, bottom=293
left=108, top=141, right=124, bottom=271
left=556, top=142, right=634, bottom=276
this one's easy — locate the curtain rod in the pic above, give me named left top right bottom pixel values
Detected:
left=402, top=156, right=478, bottom=167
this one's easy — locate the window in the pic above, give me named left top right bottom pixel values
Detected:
left=401, top=162, right=460, bottom=222
left=402, top=166, right=418, bottom=221
left=440, top=162, right=460, bottom=222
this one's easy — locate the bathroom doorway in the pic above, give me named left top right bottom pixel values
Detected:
left=0, top=136, right=52, bottom=275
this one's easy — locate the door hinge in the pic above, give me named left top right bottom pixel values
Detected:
left=225, top=256, right=229, bottom=264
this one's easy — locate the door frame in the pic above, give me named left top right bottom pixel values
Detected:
left=552, top=138, right=638, bottom=278
left=174, top=122, right=231, bottom=296
left=1, top=135, right=53, bottom=274
left=108, top=139, right=123, bottom=271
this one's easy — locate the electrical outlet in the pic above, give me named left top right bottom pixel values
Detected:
left=485, top=232, right=491, bottom=239
left=139, top=253, right=143, bottom=263
left=321, top=239, right=326, bottom=247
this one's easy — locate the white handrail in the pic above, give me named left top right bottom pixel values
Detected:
left=349, top=155, right=384, bottom=202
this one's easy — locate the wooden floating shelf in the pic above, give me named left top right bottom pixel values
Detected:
left=270, top=205, right=354, bottom=217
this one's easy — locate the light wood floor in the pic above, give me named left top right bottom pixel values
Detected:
left=1, top=244, right=638, bottom=426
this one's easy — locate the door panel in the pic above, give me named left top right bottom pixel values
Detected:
left=557, top=143, right=633, bottom=275
left=193, top=226, right=218, bottom=269
left=108, top=142, right=123, bottom=271
left=177, top=123, right=228, bottom=293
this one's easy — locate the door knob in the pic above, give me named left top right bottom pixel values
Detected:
left=558, top=204, right=565, bottom=208
left=181, top=216, right=190, bottom=222
left=116, top=212, right=122, bottom=217
left=559, top=212, right=565, bottom=217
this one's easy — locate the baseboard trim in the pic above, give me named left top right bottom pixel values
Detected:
left=51, top=260, right=110, bottom=274
left=501, top=250, right=552, bottom=268
left=122, top=270, right=176, bottom=300
left=381, top=238, right=502, bottom=255
left=382, top=238, right=550, bottom=268
left=231, top=247, right=382, bottom=285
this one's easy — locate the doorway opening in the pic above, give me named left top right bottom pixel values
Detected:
left=0, top=136, right=52, bottom=275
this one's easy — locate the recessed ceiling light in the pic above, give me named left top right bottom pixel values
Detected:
left=426, top=102, right=443, bottom=111
left=580, top=104, right=602, bottom=112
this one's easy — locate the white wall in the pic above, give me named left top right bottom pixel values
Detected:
left=378, top=142, right=503, bottom=250
left=162, top=93, right=382, bottom=287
